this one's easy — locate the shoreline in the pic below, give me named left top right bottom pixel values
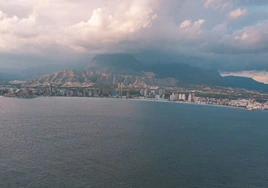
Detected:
left=128, top=98, right=251, bottom=111
left=1, top=95, right=267, bottom=111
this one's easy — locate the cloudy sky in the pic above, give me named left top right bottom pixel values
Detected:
left=0, top=0, right=268, bottom=74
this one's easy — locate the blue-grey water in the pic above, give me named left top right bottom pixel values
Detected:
left=1, top=97, right=268, bottom=188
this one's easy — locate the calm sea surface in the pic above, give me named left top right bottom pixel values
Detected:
left=1, top=97, right=268, bottom=188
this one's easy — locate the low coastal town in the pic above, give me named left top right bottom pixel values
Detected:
left=1, top=82, right=268, bottom=111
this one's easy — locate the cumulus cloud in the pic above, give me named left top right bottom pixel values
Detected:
left=204, top=0, right=232, bottom=10
left=234, top=21, right=268, bottom=44
left=0, top=0, right=158, bottom=53
left=0, top=0, right=268, bottom=71
left=212, top=21, right=268, bottom=54
left=229, top=8, right=247, bottom=19
left=0, top=11, right=47, bottom=52
left=64, top=1, right=157, bottom=52
left=179, top=19, right=206, bottom=38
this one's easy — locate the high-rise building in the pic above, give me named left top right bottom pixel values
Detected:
left=144, top=88, right=149, bottom=96
left=117, top=83, right=121, bottom=89
left=49, top=84, right=53, bottom=96
left=158, top=89, right=163, bottom=96
left=182, top=94, right=186, bottom=101
left=170, top=92, right=178, bottom=101
left=192, top=93, right=196, bottom=102
left=118, top=83, right=123, bottom=96
left=140, top=89, right=144, bottom=96
left=188, top=93, right=192, bottom=102
left=179, top=94, right=182, bottom=100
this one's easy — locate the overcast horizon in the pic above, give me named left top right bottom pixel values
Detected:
left=1, top=0, right=268, bottom=81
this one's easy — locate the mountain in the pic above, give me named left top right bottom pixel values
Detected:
left=144, top=63, right=223, bottom=85
left=27, top=69, right=268, bottom=93
left=18, top=63, right=88, bottom=80
left=0, top=62, right=88, bottom=81
left=223, top=76, right=268, bottom=92
left=88, top=54, right=143, bottom=75
left=19, top=54, right=268, bottom=92
left=88, top=54, right=223, bottom=85
left=27, top=70, right=177, bottom=87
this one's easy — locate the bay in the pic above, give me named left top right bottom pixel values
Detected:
left=1, top=97, right=268, bottom=188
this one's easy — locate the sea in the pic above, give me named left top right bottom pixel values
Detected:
left=1, top=97, right=268, bottom=188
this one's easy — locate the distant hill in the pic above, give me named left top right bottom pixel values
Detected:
left=144, top=63, right=223, bottom=86
left=6, top=53, right=268, bottom=92
left=18, top=62, right=88, bottom=80
left=0, top=63, right=88, bottom=81
left=223, top=76, right=268, bottom=92
left=27, top=70, right=177, bottom=87
left=88, top=54, right=224, bottom=85
left=88, top=54, right=143, bottom=75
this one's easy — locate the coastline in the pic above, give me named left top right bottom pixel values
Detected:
left=1, top=95, right=266, bottom=111
left=128, top=98, right=251, bottom=111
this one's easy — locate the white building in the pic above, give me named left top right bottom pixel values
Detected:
left=179, top=94, right=182, bottom=100
left=181, top=94, right=186, bottom=101
left=140, top=89, right=144, bottom=96
left=144, top=88, right=149, bottom=96
left=170, top=93, right=178, bottom=101
left=155, top=95, right=161, bottom=100
left=188, top=93, right=192, bottom=102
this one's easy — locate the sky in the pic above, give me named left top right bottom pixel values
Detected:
left=0, top=0, right=268, bottom=75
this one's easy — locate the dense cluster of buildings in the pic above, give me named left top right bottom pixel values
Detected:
left=169, top=93, right=195, bottom=102
left=139, top=87, right=166, bottom=99
left=164, top=92, right=268, bottom=110
left=1, top=85, right=118, bottom=98
left=1, top=83, right=268, bottom=110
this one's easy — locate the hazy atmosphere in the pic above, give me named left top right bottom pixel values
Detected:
left=0, top=0, right=268, bottom=77
left=2, top=2, right=268, bottom=187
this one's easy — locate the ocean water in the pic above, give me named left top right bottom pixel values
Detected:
left=1, top=97, right=268, bottom=188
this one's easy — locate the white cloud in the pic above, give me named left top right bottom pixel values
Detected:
left=0, top=11, right=37, bottom=35
left=205, top=20, right=268, bottom=55
left=179, top=19, right=206, bottom=37
left=204, top=0, right=232, bottom=10
left=233, top=21, right=268, bottom=45
left=0, top=0, right=268, bottom=71
left=180, top=19, right=192, bottom=29
left=229, top=8, right=247, bottom=19
left=0, top=0, right=158, bottom=53
left=63, top=1, right=157, bottom=53
left=0, top=10, right=47, bottom=51
left=221, top=71, right=268, bottom=84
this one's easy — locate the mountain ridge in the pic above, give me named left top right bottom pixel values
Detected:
left=12, top=54, right=268, bottom=92
left=27, top=70, right=178, bottom=88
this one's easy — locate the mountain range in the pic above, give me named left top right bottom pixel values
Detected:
left=21, top=54, right=268, bottom=92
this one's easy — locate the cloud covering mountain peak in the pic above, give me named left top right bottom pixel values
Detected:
left=0, top=0, right=268, bottom=71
